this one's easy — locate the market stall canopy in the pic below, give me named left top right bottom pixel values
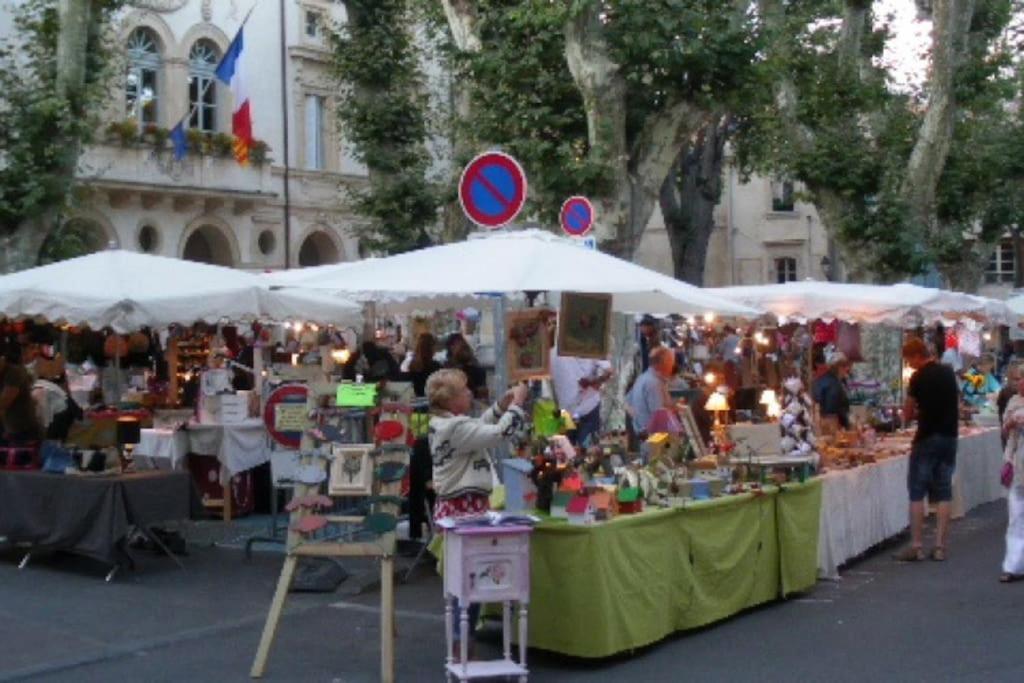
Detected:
left=0, top=250, right=362, bottom=332
left=1002, top=294, right=1024, bottom=321
left=265, top=229, right=760, bottom=317
left=707, top=281, right=1009, bottom=325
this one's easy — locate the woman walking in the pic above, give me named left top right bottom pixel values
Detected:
left=999, top=370, right=1024, bottom=582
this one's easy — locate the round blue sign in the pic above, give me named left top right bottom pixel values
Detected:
left=459, top=152, right=528, bottom=228
left=560, top=196, right=594, bottom=236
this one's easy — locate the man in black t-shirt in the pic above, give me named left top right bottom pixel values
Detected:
left=896, top=337, right=959, bottom=562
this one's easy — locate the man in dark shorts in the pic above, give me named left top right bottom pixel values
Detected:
left=896, top=337, right=959, bottom=562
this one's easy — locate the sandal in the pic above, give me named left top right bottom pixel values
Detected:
left=1000, top=572, right=1021, bottom=583
left=893, top=546, right=925, bottom=562
left=931, top=547, right=946, bottom=562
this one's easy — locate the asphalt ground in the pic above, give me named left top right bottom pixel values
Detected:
left=1, top=500, right=1022, bottom=682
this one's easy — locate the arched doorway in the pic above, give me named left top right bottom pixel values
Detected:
left=182, top=225, right=234, bottom=266
left=298, top=230, right=341, bottom=267
left=38, top=218, right=112, bottom=264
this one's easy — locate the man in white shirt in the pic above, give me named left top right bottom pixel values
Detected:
left=550, top=347, right=613, bottom=447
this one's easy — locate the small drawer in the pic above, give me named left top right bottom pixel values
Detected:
left=461, top=532, right=528, bottom=555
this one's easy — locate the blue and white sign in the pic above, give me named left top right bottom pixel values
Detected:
left=560, top=196, right=594, bottom=237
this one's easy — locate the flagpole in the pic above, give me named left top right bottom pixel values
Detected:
left=279, top=0, right=292, bottom=269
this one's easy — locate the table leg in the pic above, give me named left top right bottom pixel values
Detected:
left=223, top=474, right=233, bottom=522
left=460, top=605, right=469, bottom=678
left=105, top=565, right=119, bottom=583
left=518, top=602, right=528, bottom=677
left=17, top=553, right=30, bottom=570
left=381, top=555, right=395, bottom=683
left=444, top=595, right=454, bottom=671
left=502, top=601, right=511, bottom=661
left=250, top=555, right=298, bottom=678
left=140, top=526, right=185, bottom=570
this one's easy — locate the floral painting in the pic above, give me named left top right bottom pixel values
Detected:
left=506, top=309, right=551, bottom=382
left=557, top=292, right=612, bottom=359
left=328, top=444, right=374, bottom=496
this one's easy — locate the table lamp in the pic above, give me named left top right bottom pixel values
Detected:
left=759, top=389, right=781, bottom=419
left=705, top=391, right=729, bottom=427
left=116, top=416, right=141, bottom=473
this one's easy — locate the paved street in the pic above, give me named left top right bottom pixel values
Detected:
left=1, top=501, right=1022, bottom=683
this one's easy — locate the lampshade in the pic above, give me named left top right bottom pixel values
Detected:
left=704, top=392, right=729, bottom=412
left=116, top=417, right=141, bottom=445
left=766, top=400, right=782, bottom=418
left=759, top=389, right=778, bottom=405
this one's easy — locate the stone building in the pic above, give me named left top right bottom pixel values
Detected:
left=8, top=0, right=365, bottom=270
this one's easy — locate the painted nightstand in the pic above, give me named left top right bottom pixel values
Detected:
left=443, top=524, right=533, bottom=682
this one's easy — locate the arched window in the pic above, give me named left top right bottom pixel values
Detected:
left=126, top=28, right=161, bottom=125
left=188, top=39, right=220, bottom=132
left=298, top=230, right=341, bottom=267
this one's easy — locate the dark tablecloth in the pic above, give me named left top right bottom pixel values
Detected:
left=0, top=470, right=200, bottom=566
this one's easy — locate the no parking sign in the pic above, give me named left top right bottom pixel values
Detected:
left=560, top=196, right=594, bottom=237
left=459, top=151, right=528, bottom=228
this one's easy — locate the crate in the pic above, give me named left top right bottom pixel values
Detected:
left=0, top=444, right=41, bottom=470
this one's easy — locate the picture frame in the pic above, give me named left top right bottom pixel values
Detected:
left=328, top=443, right=374, bottom=496
left=678, top=404, right=708, bottom=460
left=506, top=309, right=551, bottom=382
left=557, top=292, right=612, bottom=359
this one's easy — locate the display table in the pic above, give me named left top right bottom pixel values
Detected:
left=447, top=481, right=820, bottom=659
left=0, top=470, right=200, bottom=576
left=66, top=409, right=153, bottom=449
left=135, top=419, right=272, bottom=521
left=817, top=428, right=1003, bottom=579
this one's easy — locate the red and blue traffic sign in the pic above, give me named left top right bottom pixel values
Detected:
left=459, top=151, right=527, bottom=229
left=560, top=196, right=594, bottom=236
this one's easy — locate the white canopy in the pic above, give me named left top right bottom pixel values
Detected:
left=265, top=229, right=760, bottom=317
left=0, top=250, right=362, bottom=332
left=706, top=281, right=1008, bottom=325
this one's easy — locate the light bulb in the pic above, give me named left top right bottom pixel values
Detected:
left=703, top=312, right=715, bottom=324
left=704, top=372, right=716, bottom=385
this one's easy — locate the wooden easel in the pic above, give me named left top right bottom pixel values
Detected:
left=250, top=385, right=408, bottom=682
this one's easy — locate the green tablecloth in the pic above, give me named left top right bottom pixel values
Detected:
left=467, top=479, right=821, bottom=658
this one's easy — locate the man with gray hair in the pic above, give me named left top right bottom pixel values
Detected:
left=626, top=346, right=675, bottom=440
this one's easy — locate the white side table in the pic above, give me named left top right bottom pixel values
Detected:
left=443, top=525, right=532, bottom=682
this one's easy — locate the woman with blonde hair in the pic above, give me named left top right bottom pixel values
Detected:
left=427, top=368, right=526, bottom=660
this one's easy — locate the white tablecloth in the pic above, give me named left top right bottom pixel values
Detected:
left=135, top=418, right=272, bottom=483
left=818, top=429, right=1004, bottom=579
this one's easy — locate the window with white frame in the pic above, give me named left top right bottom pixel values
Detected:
left=986, top=240, right=1016, bottom=284
left=304, top=94, right=326, bottom=170
left=188, top=40, right=220, bottom=132
left=775, top=257, right=798, bottom=283
left=125, top=28, right=161, bottom=125
left=771, top=179, right=795, bottom=212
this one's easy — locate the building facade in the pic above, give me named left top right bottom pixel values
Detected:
left=9, top=0, right=366, bottom=270
left=635, top=159, right=836, bottom=287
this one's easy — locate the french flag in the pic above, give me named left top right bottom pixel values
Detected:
left=215, top=25, right=252, bottom=164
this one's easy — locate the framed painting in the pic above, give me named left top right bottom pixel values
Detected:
left=328, top=443, right=374, bottom=496
left=506, top=309, right=551, bottom=382
left=679, top=404, right=708, bottom=460
left=557, top=292, right=612, bottom=359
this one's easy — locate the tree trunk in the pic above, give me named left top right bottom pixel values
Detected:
left=563, top=5, right=711, bottom=259
left=0, top=216, right=55, bottom=274
left=439, top=0, right=481, bottom=242
left=1013, top=230, right=1024, bottom=289
left=900, top=0, right=976, bottom=232
left=661, top=116, right=729, bottom=285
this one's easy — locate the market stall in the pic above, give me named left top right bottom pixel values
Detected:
left=0, top=250, right=362, bottom=542
left=521, top=481, right=820, bottom=657
left=817, top=427, right=1002, bottom=579
left=710, top=280, right=1010, bottom=578
left=0, top=469, right=201, bottom=579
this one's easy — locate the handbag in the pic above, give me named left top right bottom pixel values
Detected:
left=1001, top=461, right=1014, bottom=488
